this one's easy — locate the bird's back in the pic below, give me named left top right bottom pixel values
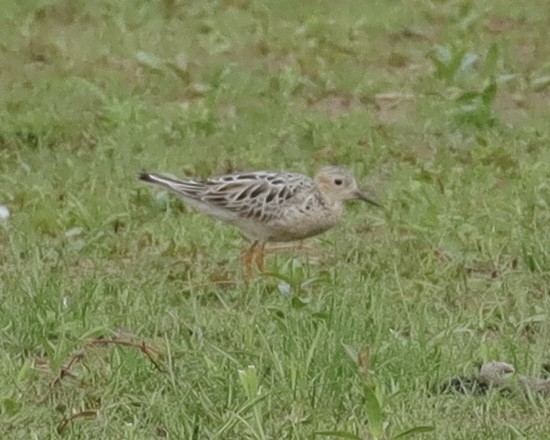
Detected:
left=139, top=171, right=323, bottom=239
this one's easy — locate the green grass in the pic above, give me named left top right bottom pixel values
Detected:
left=1, top=0, right=549, bottom=438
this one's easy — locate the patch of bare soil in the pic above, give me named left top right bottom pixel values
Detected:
left=374, top=92, right=415, bottom=124
left=495, top=90, right=550, bottom=126
left=308, top=93, right=364, bottom=117
left=494, top=92, right=527, bottom=125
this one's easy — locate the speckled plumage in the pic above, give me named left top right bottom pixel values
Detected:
left=139, top=166, right=380, bottom=274
left=480, top=361, right=550, bottom=397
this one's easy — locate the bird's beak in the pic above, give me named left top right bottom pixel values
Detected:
left=355, top=191, right=382, bottom=207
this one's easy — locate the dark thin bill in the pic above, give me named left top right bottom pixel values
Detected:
left=355, top=191, right=382, bottom=207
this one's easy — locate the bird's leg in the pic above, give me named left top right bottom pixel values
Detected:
left=241, top=241, right=258, bottom=280
left=241, top=242, right=267, bottom=277
left=253, top=242, right=266, bottom=272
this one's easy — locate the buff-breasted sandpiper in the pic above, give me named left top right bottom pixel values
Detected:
left=480, top=361, right=550, bottom=398
left=139, top=166, right=380, bottom=275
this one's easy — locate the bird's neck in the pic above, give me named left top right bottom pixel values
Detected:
left=320, top=195, right=343, bottom=216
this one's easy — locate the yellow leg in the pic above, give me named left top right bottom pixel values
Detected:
left=253, top=242, right=266, bottom=272
left=241, top=241, right=320, bottom=279
left=241, top=241, right=259, bottom=280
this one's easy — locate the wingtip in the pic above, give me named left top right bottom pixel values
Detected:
left=138, top=171, right=154, bottom=182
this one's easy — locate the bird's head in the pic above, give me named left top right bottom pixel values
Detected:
left=314, top=166, right=381, bottom=207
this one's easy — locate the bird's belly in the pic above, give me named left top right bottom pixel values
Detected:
left=261, top=213, right=339, bottom=242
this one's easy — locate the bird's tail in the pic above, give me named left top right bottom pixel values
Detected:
left=139, top=172, right=180, bottom=186
left=138, top=172, right=204, bottom=198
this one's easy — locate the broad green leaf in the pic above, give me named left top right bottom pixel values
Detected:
left=484, top=43, right=499, bottom=75
left=481, top=81, right=497, bottom=105
left=364, top=385, right=384, bottom=439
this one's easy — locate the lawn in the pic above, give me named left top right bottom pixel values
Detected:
left=1, top=0, right=549, bottom=438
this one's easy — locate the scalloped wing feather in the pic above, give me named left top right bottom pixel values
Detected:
left=201, top=172, right=314, bottom=221
left=142, top=171, right=315, bottom=222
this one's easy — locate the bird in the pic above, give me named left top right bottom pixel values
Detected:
left=480, top=361, right=550, bottom=398
left=138, top=166, right=380, bottom=276
left=439, top=361, right=550, bottom=398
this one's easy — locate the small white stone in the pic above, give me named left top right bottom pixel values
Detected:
left=0, top=205, right=10, bottom=220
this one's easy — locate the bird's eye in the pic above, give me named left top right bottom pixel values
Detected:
left=334, top=179, right=343, bottom=186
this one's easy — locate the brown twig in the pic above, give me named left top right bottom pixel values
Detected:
left=52, top=336, right=165, bottom=387
left=87, top=337, right=165, bottom=372
left=56, top=409, right=98, bottom=434
left=51, top=350, right=85, bottom=386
